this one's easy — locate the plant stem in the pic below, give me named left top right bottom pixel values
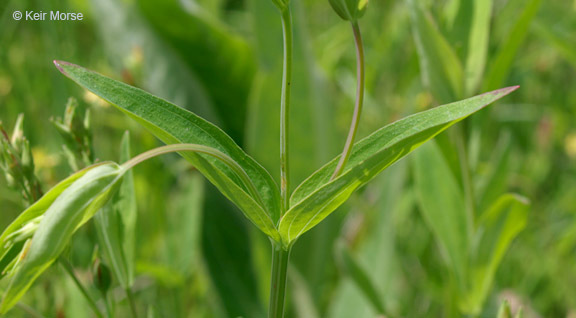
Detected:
left=280, top=6, right=293, bottom=214
left=331, top=21, right=366, bottom=180
left=122, top=143, right=265, bottom=208
left=59, top=257, right=104, bottom=318
left=102, top=292, right=113, bottom=318
left=125, top=287, right=138, bottom=318
left=268, top=245, right=291, bottom=318
left=269, top=6, right=293, bottom=318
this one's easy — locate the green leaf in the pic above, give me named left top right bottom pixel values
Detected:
left=54, top=61, right=281, bottom=242
left=464, top=0, right=493, bottom=95
left=533, top=18, right=576, bottom=69
left=476, top=135, right=512, bottom=214
left=335, top=240, right=386, bottom=315
left=408, top=0, right=464, bottom=102
left=89, top=0, right=218, bottom=124
left=412, top=140, right=468, bottom=285
left=0, top=164, right=105, bottom=277
left=483, top=0, right=542, bottom=90
left=0, top=162, right=125, bottom=313
left=94, top=132, right=137, bottom=288
left=138, top=0, right=256, bottom=142
left=444, top=0, right=493, bottom=95
left=279, top=87, right=518, bottom=246
left=462, top=194, right=529, bottom=315
left=165, top=172, right=204, bottom=275
left=201, top=188, right=265, bottom=317
left=497, top=300, right=513, bottom=318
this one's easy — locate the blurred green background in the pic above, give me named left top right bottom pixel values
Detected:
left=0, top=0, right=575, bottom=317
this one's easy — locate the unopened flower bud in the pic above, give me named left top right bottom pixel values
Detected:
left=0, top=115, right=43, bottom=204
left=52, top=98, right=94, bottom=170
left=271, top=0, right=290, bottom=11
left=92, top=259, right=113, bottom=295
left=328, top=0, right=369, bottom=21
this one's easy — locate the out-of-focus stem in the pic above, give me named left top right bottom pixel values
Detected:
left=331, top=21, right=365, bottom=180
left=59, top=257, right=104, bottom=318
left=122, top=143, right=265, bottom=209
left=125, top=287, right=138, bottom=318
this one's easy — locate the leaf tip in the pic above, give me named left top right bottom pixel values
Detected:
left=512, top=193, right=530, bottom=206
left=495, top=85, right=520, bottom=96
left=53, top=60, right=68, bottom=75
left=53, top=60, right=81, bottom=77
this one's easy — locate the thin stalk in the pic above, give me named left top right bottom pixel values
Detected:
left=122, top=144, right=265, bottom=209
left=280, top=6, right=293, bottom=214
left=15, top=303, right=45, bottom=318
left=102, top=292, right=113, bottom=318
left=268, top=245, right=291, bottom=318
left=331, top=21, right=366, bottom=180
left=125, top=287, right=138, bottom=318
left=59, top=257, right=104, bottom=318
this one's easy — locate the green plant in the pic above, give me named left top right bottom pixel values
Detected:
left=0, top=1, right=521, bottom=317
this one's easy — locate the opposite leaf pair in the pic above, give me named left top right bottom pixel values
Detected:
left=0, top=59, right=517, bottom=314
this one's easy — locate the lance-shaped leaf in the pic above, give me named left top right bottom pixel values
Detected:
left=0, top=162, right=125, bottom=313
left=94, top=132, right=137, bottom=288
left=462, top=194, right=529, bottom=315
left=413, top=140, right=468, bottom=286
left=0, top=163, right=106, bottom=277
left=408, top=0, right=464, bottom=103
left=279, top=86, right=518, bottom=246
left=54, top=61, right=281, bottom=239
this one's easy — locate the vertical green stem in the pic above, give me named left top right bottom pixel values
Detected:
left=125, top=287, right=138, bottom=318
left=280, top=7, right=293, bottom=213
left=102, top=292, right=113, bottom=318
left=268, top=245, right=291, bottom=318
left=59, top=257, right=104, bottom=318
left=269, top=5, right=293, bottom=318
left=331, top=21, right=365, bottom=180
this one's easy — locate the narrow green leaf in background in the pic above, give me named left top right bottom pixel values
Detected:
left=0, top=162, right=125, bottom=313
left=412, top=140, right=468, bottom=286
left=463, top=194, right=529, bottom=315
left=335, top=240, right=387, bottom=315
left=464, top=0, right=493, bottom=95
left=280, top=86, right=518, bottom=246
left=483, top=0, right=542, bottom=90
left=476, top=135, right=512, bottom=214
left=94, top=132, right=137, bottom=288
left=533, top=19, right=576, bottom=69
left=407, top=0, right=464, bottom=102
